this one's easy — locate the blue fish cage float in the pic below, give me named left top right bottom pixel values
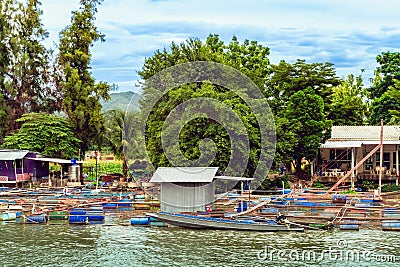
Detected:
left=382, top=220, right=400, bottom=231
left=130, top=216, right=150, bottom=226
left=69, top=208, right=88, bottom=224
left=69, top=215, right=88, bottom=224
left=26, top=213, right=47, bottom=224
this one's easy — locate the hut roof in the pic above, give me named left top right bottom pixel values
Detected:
left=330, top=125, right=400, bottom=141
left=0, top=149, right=30, bottom=161
left=150, top=167, right=218, bottom=183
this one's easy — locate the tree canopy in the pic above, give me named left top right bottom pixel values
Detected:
left=139, top=35, right=273, bottom=180
left=56, top=0, right=110, bottom=155
left=2, top=113, right=80, bottom=158
left=386, top=79, right=400, bottom=124
left=281, top=87, right=331, bottom=178
left=369, top=52, right=400, bottom=124
left=327, top=74, right=369, bottom=125
left=0, top=0, right=61, bottom=134
left=265, top=59, right=340, bottom=116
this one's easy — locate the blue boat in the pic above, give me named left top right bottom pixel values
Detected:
left=147, top=212, right=303, bottom=232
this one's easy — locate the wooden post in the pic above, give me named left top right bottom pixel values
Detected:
left=60, top=163, right=63, bottom=187
left=14, top=161, right=17, bottom=188
left=378, top=120, right=383, bottom=198
left=396, top=147, right=399, bottom=186
left=95, top=151, right=99, bottom=190
left=351, top=148, right=355, bottom=190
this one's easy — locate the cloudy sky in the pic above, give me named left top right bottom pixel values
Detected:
left=40, top=0, right=400, bottom=92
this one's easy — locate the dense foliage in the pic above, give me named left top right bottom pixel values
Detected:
left=3, top=113, right=80, bottom=158
left=56, top=0, right=110, bottom=155
left=0, top=0, right=61, bottom=137
left=0, top=0, right=399, bottom=180
left=139, top=35, right=272, bottom=178
left=368, top=52, right=400, bottom=124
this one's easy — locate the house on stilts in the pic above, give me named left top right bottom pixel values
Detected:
left=319, top=125, right=400, bottom=186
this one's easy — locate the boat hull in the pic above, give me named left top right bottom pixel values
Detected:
left=148, top=212, right=303, bottom=232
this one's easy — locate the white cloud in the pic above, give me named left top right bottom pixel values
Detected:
left=40, top=0, right=400, bottom=90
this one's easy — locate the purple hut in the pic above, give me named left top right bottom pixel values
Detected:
left=0, top=149, right=49, bottom=185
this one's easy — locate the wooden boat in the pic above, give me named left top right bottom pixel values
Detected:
left=147, top=212, right=304, bottom=232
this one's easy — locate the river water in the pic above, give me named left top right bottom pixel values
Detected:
left=0, top=215, right=399, bottom=267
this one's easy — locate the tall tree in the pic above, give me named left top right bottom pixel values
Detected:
left=139, top=35, right=272, bottom=180
left=0, top=0, right=60, bottom=134
left=103, top=109, right=146, bottom=178
left=265, top=59, right=340, bottom=117
left=368, top=52, right=400, bottom=124
left=386, top=79, right=400, bottom=124
left=57, top=0, right=110, bottom=155
left=283, top=87, right=332, bottom=179
left=327, top=74, right=369, bottom=125
left=2, top=113, right=80, bottom=158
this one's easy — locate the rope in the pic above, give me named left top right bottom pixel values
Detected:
left=332, top=196, right=360, bottom=224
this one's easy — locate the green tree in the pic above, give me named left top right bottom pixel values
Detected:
left=283, top=87, right=332, bottom=179
left=57, top=0, right=110, bottom=155
left=139, top=35, right=272, bottom=179
left=0, top=1, right=11, bottom=138
left=265, top=59, right=340, bottom=117
left=368, top=52, right=400, bottom=124
left=386, top=79, right=400, bottom=124
left=2, top=113, right=81, bottom=158
left=328, top=74, right=369, bottom=125
left=103, top=109, right=147, bottom=178
left=0, top=0, right=60, bottom=134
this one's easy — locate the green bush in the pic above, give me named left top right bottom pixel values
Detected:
left=312, top=180, right=327, bottom=189
left=359, top=181, right=377, bottom=192
left=341, top=190, right=357, bottom=194
left=381, top=184, right=400, bottom=193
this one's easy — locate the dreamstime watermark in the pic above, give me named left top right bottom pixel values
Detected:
left=257, top=239, right=397, bottom=263
left=123, top=61, right=276, bottom=208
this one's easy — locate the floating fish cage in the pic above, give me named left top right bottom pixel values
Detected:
left=102, top=203, right=117, bottom=209
left=382, top=208, right=400, bottom=218
left=69, top=215, right=87, bottom=224
left=382, top=220, right=400, bottom=231
left=26, top=214, right=47, bottom=224
left=69, top=208, right=86, bottom=215
left=339, top=220, right=360, bottom=231
left=86, top=211, right=105, bottom=222
left=261, top=207, right=278, bottom=213
left=130, top=216, right=150, bottom=226
left=49, top=211, right=68, bottom=220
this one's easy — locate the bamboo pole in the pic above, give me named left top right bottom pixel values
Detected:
left=378, top=119, right=384, bottom=198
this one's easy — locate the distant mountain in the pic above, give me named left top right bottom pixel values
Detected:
left=101, top=91, right=141, bottom=113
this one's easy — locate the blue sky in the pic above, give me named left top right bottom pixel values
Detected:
left=40, top=0, right=400, bottom=92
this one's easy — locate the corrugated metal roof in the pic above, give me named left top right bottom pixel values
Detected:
left=150, top=167, right=218, bottom=183
left=321, top=141, right=363, bottom=148
left=0, top=150, right=30, bottom=161
left=330, top=126, right=400, bottom=141
left=214, top=176, right=255, bottom=181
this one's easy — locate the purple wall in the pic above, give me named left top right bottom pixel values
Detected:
left=0, top=152, right=49, bottom=183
